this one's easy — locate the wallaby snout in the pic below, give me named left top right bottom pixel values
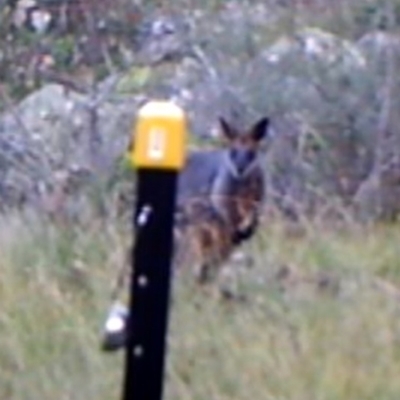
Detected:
left=230, top=147, right=256, bottom=175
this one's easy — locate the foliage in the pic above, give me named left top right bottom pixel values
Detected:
left=3, top=212, right=400, bottom=398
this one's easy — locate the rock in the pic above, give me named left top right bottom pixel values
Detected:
left=0, top=83, right=139, bottom=211
left=135, top=13, right=193, bottom=66
left=262, top=27, right=366, bottom=70
left=357, top=30, right=400, bottom=59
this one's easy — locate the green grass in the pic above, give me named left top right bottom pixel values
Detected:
left=2, top=211, right=400, bottom=399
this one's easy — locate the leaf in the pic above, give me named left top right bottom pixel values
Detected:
left=116, top=67, right=152, bottom=93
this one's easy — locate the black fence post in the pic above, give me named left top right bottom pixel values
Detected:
left=122, top=100, right=187, bottom=400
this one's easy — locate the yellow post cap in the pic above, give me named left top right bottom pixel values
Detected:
left=130, top=100, right=187, bottom=170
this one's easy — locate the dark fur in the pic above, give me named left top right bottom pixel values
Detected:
left=174, top=197, right=235, bottom=283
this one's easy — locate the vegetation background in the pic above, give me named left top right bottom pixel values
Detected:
left=2, top=0, right=400, bottom=399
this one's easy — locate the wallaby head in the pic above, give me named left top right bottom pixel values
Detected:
left=219, top=116, right=270, bottom=179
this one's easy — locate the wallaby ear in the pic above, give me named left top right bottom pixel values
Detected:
left=219, top=117, right=237, bottom=141
left=250, top=117, right=270, bottom=142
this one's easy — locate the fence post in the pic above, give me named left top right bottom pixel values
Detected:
left=122, top=100, right=187, bottom=400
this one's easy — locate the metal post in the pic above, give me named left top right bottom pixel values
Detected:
left=122, top=101, right=187, bottom=400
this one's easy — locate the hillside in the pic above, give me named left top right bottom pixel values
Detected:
left=2, top=1, right=400, bottom=399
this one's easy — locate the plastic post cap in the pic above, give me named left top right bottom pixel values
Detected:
left=130, top=100, right=187, bottom=170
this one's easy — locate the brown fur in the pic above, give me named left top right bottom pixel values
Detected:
left=174, top=197, right=235, bottom=284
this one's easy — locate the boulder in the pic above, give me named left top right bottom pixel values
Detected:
left=0, top=83, right=138, bottom=210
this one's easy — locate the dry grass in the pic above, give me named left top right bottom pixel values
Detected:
left=2, top=211, right=400, bottom=399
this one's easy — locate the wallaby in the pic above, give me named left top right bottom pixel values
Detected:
left=174, top=116, right=270, bottom=286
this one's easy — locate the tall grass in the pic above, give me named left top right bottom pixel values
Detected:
left=0, top=211, right=126, bottom=400
left=2, top=210, right=400, bottom=399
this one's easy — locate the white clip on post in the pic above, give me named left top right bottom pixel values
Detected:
left=102, top=301, right=129, bottom=352
left=137, top=205, right=152, bottom=228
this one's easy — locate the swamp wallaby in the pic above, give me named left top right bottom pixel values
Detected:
left=174, top=116, right=270, bottom=285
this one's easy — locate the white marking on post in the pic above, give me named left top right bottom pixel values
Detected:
left=148, top=128, right=166, bottom=160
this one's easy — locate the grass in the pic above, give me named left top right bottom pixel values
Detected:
left=2, top=211, right=400, bottom=399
